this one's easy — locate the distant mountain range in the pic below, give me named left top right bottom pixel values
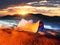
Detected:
left=0, top=14, right=60, bottom=22
left=31, top=14, right=60, bottom=22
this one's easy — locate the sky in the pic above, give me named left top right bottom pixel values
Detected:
left=0, top=0, right=60, bottom=17
left=0, top=0, right=39, bottom=9
left=0, top=0, right=60, bottom=16
left=0, top=0, right=60, bottom=9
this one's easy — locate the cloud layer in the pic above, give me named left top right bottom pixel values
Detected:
left=0, top=5, right=60, bottom=16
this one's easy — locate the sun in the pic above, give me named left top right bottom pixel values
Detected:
left=19, top=11, right=29, bottom=16
left=15, top=6, right=33, bottom=16
left=17, top=8, right=30, bottom=16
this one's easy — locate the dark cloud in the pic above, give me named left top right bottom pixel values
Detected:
left=0, top=0, right=39, bottom=9
left=0, top=0, right=60, bottom=9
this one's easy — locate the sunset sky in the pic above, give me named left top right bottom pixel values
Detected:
left=0, top=0, right=60, bottom=16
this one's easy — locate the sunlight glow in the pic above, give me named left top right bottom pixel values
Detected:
left=19, top=11, right=29, bottom=16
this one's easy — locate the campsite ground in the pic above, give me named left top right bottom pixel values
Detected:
left=0, top=28, right=60, bottom=45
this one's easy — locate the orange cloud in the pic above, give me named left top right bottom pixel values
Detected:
left=0, top=6, right=38, bottom=16
left=0, top=5, right=60, bottom=16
